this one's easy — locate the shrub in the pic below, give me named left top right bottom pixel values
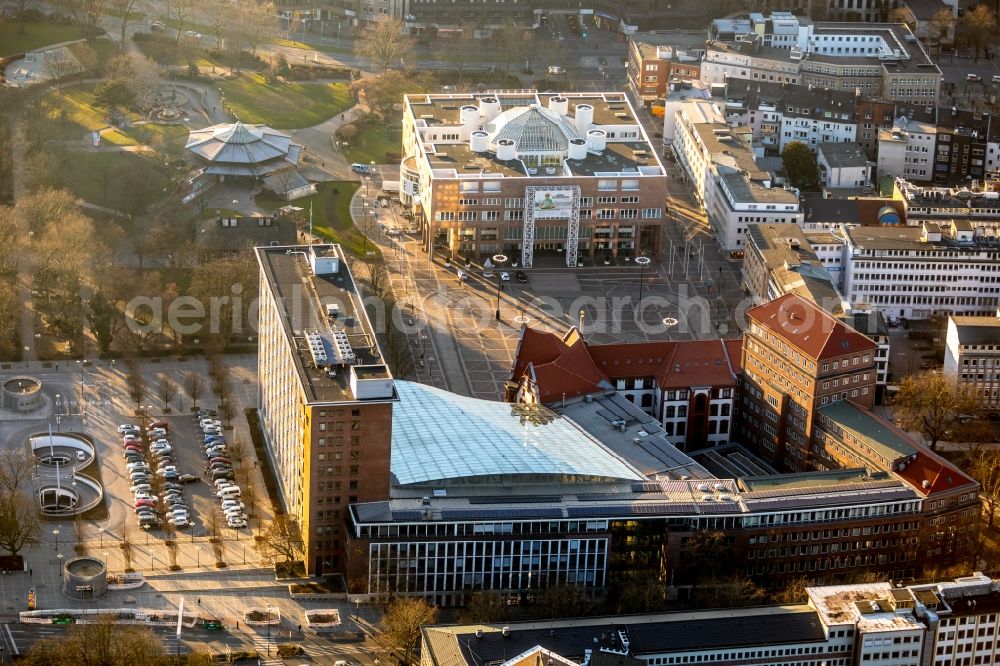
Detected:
left=277, top=645, right=305, bottom=657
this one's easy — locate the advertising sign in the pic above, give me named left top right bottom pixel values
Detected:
left=532, top=189, right=573, bottom=219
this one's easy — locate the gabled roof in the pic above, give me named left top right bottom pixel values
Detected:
left=894, top=449, right=978, bottom=497
left=747, top=293, right=875, bottom=360
left=510, top=327, right=740, bottom=405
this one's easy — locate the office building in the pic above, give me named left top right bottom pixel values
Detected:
left=705, top=14, right=941, bottom=105
left=673, top=114, right=802, bottom=251
left=841, top=222, right=1000, bottom=320
left=740, top=293, right=878, bottom=471
left=420, top=576, right=1000, bottom=666
left=256, top=244, right=396, bottom=575
left=944, top=313, right=1000, bottom=411
left=400, top=91, right=667, bottom=267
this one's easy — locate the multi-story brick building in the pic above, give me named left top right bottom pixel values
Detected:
left=741, top=293, right=878, bottom=471
left=400, top=91, right=667, bottom=267
left=256, top=244, right=397, bottom=575
left=626, top=38, right=702, bottom=107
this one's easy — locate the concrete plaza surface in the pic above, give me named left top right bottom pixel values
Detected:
left=0, top=355, right=380, bottom=662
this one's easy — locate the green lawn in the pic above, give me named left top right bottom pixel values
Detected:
left=219, top=74, right=352, bottom=129
left=344, top=120, right=401, bottom=165
left=38, top=83, right=189, bottom=148
left=51, top=150, right=172, bottom=210
left=259, top=181, right=379, bottom=259
left=0, top=20, right=86, bottom=57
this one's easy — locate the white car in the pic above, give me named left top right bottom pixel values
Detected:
left=221, top=500, right=245, bottom=511
left=227, top=519, right=248, bottom=529
left=217, top=487, right=241, bottom=498
left=168, top=517, right=191, bottom=527
left=500, top=271, right=510, bottom=282
left=117, top=424, right=138, bottom=434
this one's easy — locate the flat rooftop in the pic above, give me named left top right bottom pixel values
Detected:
left=257, top=245, right=393, bottom=404
left=808, top=582, right=924, bottom=633
left=950, top=315, right=1000, bottom=346
left=423, top=606, right=826, bottom=666
left=406, top=91, right=664, bottom=179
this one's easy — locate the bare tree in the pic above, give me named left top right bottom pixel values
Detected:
left=184, top=371, right=204, bottom=409
left=365, top=260, right=390, bottom=300
left=253, top=513, right=304, bottom=565
left=434, top=26, right=479, bottom=82
left=109, top=0, right=140, bottom=50
left=377, top=598, right=438, bottom=665
left=892, top=372, right=979, bottom=450
left=0, top=450, right=34, bottom=495
left=125, top=357, right=146, bottom=414
left=158, top=374, right=177, bottom=412
left=169, top=0, right=196, bottom=44
left=43, top=51, right=78, bottom=92
left=356, top=18, right=415, bottom=74
left=20, top=615, right=166, bottom=666
left=119, top=525, right=133, bottom=571
left=971, top=449, right=1000, bottom=528
left=204, top=0, right=228, bottom=50
left=0, top=490, right=40, bottom=556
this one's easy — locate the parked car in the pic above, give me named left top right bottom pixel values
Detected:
left=178, top=474, right=200, bottom=484
left=351, top=163, right=371, bottom=174
left=227, top=518, right=248, bottom=529
left=118, top=424, right=139, bottom=433
left=516, top=270, right=528, bottom=283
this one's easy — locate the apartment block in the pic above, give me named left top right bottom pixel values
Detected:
left=626, top=37, right=702, bottom=107
left=400, top=91, right=667, bottom=267
left=944, top=314, right=1000, bottom=411
left=256, top=244, right=396, bottom=576
left=722, top=80, right=859, bottom=154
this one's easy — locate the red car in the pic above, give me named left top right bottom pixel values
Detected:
left=147, top=420, right=169, bottom=430
left=123, top=444, right=142, bottom=453
left=134, top=499, right=157, bottom=509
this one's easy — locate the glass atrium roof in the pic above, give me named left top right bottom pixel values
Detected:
left=390, top=381, right=645, bottom=486
left=490, top=106, right=583, bottom=153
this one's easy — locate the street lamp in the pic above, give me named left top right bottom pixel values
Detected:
left=635, top=255, right=651, bottom=304
left=663, top=316, right=679, bottom=339
left=53, top=527, right=60, bottom=551
left=492, top=254, right=508, bottom=321
left=57, top=552, right=63, bottom=573
left=196, top=545, right=202, bottom=567
left=266, top=603, right=272, bottom=656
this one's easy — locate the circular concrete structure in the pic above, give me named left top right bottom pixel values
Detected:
left=28, top=432, right=103, bottom=517
left=2, top=376, right=43, bottom=413
left=62, top=556, right=107, bottom=599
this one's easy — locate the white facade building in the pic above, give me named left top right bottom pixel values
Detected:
left=674, top=112, right=802, bottom=251
left=841, top=223, right=1000, bottom=320
left=876, top=119, right=937, bottom=181
left=944, top=314, right=1000, bottom=411
left=817, top=142, right=872, bottom=189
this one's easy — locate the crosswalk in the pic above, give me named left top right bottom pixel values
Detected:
left=251, top=632, right=281, bottom=665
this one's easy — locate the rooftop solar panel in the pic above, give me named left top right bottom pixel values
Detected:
left=392, top=510, right=425, bottom=521
left=467, top=495, right=562, bottom=505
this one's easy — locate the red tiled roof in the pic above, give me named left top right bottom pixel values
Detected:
left=510, top=327, right=740, bottom=405
left=511, top=327, right=610, bottom=404
left=655, top=339, right=740, bottom=388
left=747, top=294, right=875, bottom=360
left=724, top=338, right=744, bottom=376
left=587, top=341, right=675, bottom=379
left=893, top=449, right=978, bottom=497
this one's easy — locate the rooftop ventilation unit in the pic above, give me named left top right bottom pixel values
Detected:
left=306, top=331, right=329, bottom=367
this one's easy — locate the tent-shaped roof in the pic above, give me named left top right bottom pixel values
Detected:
left=185, top=122, right=301, bottom=176
left=490, top=106, right=582, bottom=153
